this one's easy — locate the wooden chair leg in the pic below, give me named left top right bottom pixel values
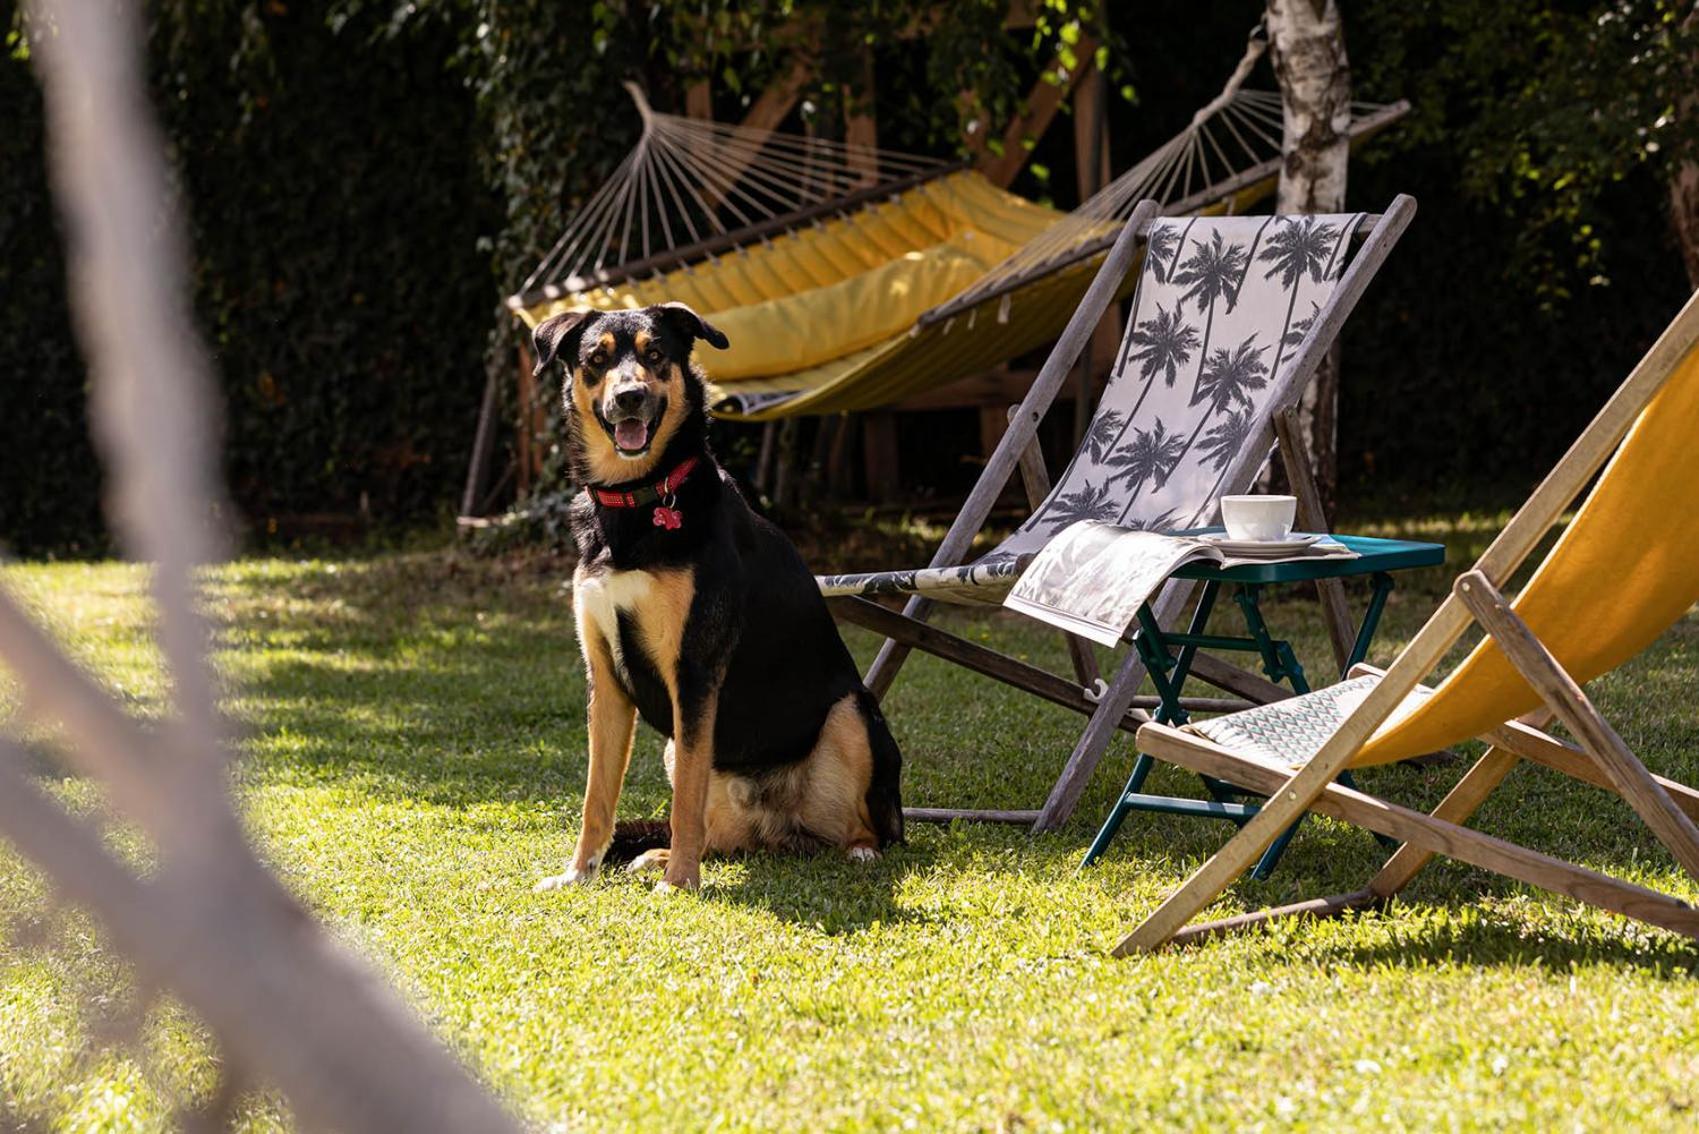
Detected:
left=1112, top=637, right=1437, bottom=954
left=1112, top=761, right=1338, bottom=954
left=864, top=596, right=931, bottom=699
left=1367, top=709, right=1553, bottom=899
left=1456, top=570, right=1699, bottom=883
left=1130, top=724, right=1699, bottom=943
left=1367, top=746, right=1521, bottom=899
left=1034, top=645, right=1147, bottom=831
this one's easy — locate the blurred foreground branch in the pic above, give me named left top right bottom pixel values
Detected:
left=2, top=1, right=517, bottom=1128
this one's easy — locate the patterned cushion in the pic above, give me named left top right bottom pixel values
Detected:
left=1188, top=674, right=1435, bottom=766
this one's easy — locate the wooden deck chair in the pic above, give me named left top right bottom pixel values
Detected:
left=819, top=195, right=1418, bottom=830
left=1114, top=289, right=1699, bottom=952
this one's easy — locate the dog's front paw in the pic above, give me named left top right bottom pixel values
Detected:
left=845, top=844, right=880, bottom=863
left=534, top=861, right=599, bottom=891
left=656, top=865, right=701, bottom=894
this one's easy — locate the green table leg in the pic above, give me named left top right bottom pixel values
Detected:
left=1082, top=584, right=1234, bottom=869
left=1345, top=571, right=1395, bottom=674
left=1248, top=575, right=1407, bottom=878
left=1234, top=584, right=1310, bottom=692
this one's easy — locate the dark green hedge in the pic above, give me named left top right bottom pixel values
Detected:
left=5, top=2, right=496, bottom=555
left=2, top=17, right=101, bottom=555
left=155, top=7, right=496, bottom=540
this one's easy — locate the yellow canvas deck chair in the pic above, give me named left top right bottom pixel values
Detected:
left=1114, top=291, right=1699, bottom=953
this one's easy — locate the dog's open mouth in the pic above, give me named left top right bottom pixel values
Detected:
left=612, top=418, right=650, bottom=453
left=596, top=398, right=664, bottom=458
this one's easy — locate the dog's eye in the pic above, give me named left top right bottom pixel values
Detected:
left=644, top=348, right=664, bottom=365
left=588, top=350, right=608, bottom=367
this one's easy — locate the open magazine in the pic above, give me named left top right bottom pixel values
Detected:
left=1004, top=521, right=1358, bottom=647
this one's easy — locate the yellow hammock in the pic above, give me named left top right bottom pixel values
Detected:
left=511, top=62, right=1406, bottom=421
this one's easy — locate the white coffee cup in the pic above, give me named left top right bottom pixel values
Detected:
left=1220, top=494, right=1297, bottom=542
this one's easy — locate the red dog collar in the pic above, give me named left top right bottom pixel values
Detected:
left=591, top=456, right=699, bottom=530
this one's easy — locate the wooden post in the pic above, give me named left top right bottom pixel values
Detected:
left=979, top=36, right=1100, bottom=189
left=862, top=411, right=900, bottom=503
left=1070, top=51, right=1118, bottom=446
left=685, top=80, right=713, bottom=120
left=459, top=366, right=500, bottom=519
left=772, top=417, right=802, bottom=512
left=958, top=86, right=991, bottom=162
left=1275, top=406, right=1353, bottom=671
left=826, top=414, right=856, bottom=499
left=845, top=49, right=879, bottom=190
left=754, top=420, right=777, bottom=495
left=515, top=337, right=535, bottom=499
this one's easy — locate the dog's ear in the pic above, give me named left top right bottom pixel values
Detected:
left=653, top=302, right=729, bottom=351
left=532, top=309, right=597, bottom=375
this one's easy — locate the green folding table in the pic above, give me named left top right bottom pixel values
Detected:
left=1082, top=531, right=1446, bottom=876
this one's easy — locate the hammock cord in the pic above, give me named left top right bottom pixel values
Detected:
left=515, top=55, right=1404, bottom=312
left=517, top=82, right=954, bottom=298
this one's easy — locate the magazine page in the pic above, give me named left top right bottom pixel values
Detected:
left=1003, top=522, right=1216, bottom=647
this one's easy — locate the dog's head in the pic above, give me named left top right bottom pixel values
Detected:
left=533, top=303, right=729, bottom=484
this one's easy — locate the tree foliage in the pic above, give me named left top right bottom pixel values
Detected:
left=1359, top=0, right=1699, bottom=297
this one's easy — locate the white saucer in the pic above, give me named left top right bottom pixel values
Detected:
left=1199, top=532, right=1324, bottom=557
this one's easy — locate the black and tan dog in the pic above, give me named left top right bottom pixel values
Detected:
left=532, top=302, right=903, bottom=893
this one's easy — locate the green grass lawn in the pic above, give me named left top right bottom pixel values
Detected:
left=2, top=514, right=1698, bottom=1130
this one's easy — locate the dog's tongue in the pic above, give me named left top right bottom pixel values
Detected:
left=614, top=420, right=649, bottom=452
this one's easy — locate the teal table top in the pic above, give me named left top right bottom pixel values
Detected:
left=1169, top=529, right=1446, bottom=584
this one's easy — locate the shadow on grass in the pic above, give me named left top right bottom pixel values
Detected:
left=703, top=850, right=937, bottom=934
left=1300, top=899, right=1699, bottom=972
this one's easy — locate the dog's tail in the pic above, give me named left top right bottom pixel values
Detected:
left=603, top=819, right=671, bottom=865
left=856, top=689, right=905, bottom=847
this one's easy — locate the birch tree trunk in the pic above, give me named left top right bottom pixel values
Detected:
left=1266, top=0, right=1351, bottom=516
left=1671, top=165, right=1699, bottom=288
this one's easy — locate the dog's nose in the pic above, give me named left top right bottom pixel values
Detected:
left=612, top=387, right=646, bottom=414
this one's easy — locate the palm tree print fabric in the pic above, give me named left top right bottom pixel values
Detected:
left=1002, top=212, right=1363, bottom=556
left=816, top=212, right=1363, bottom=602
